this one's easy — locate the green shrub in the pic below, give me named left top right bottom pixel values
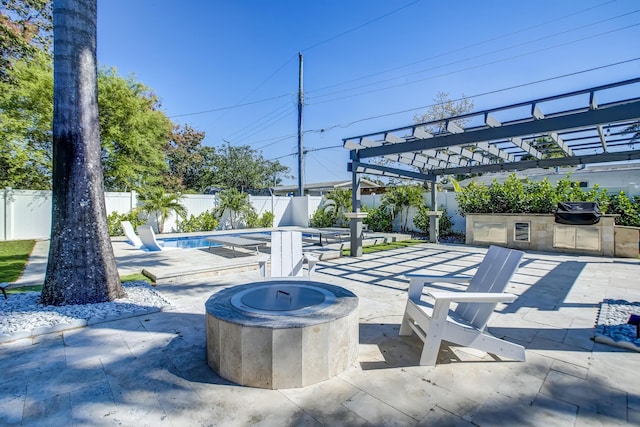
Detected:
left=456, top=173, right=640, bottom=227
left=176, top=211, right=220, bottom=232
left=107, top=211, right=144, bottom=236
left=310, top=206, right=334, bottom=228
left=258, top=211, right=275, bottom=228
left=605, top=192, right=640, bottom=226
left=363, top=206, right=392, bottom=232
left=244, top=210, right=259, bottom=228
left=413, top=205, right=431, bottom=233
left=413, top=206, right=454, bottom=236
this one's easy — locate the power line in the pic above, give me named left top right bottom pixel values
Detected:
left=305, top=57, right=640, bottom=134
left=259, top=57, right=639, bottom=161
left=168, top=2, right=422, bottom=121
left=300, top=0, right=422, bottom=52
left=309, top=14, right=640, bottom=103
left=306, top=0, right=619, bottom=95
left=168, top=92, right=292, bottom=118
left=309, top=23, right=640, bottom=106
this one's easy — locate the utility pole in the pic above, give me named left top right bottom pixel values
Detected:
left=297, top=52, right=304, bottom=197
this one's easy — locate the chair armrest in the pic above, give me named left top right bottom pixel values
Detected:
left=428, top=291, right=517, bottom=304
left=303, top=253, right=318, bottom=276
left=257, top=255, right=270, bottom=277
left=405, top=273, right=473, bottom=283
left=405, top=274, right=472, bottom=301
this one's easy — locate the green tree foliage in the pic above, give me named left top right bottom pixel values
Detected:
left=164, top=124, right=206, bottom=192
left=201, top=142, right=289, bottom=192
left=381, top=185, right=424, bottom=232
left=213, top=188, right=256, bottom=229
left=0, top=51, right=52, bottom=188
left=98, top=67, right=173, bottom=191
left=323, top=188, right=352, bottom=227
left=0, top=0, right=52, bottom=82
left=0, top=54, right=176, bottom=190
left=138, top=188, right=187, bottom=233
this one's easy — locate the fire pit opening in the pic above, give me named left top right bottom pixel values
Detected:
left=231, top=283, right=336, bottom=314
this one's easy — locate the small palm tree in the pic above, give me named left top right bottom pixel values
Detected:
left=213, top=188, right=255, bottom=229
left=382, top=185, right=424, bottom=232
left=324, top=188, right=352, bottom=227
left=139, top=188, right=187, bottom=233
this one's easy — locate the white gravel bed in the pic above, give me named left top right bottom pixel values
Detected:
left=0, top=281, right=172, bottom=341
left=595, top=299, right=640, bottom=352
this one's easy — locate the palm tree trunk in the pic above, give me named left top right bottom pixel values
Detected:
left=41, top=0, right=124, bottom=305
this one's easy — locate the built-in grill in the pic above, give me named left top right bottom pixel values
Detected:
left=554, top=202, right=602, bottom=225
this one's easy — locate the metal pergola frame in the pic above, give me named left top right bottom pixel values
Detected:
left=343, top=78, right=640, bottom=256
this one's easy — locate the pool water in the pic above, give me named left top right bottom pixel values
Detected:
left=157, top=232, right=270, bottom=249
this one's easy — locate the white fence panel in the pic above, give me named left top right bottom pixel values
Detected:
left=6, top=190, right=52, bottom=240
left=2, top=188, right=464, bottom=240
left=105, top=192, right=137, bottom=216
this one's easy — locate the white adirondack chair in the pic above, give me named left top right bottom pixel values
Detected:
left=258, top=231, right=318, bottom=277
left=399, top=245, right=525, bottom=366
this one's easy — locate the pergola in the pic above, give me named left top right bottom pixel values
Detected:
left=343, top=78, right=640, bottom=256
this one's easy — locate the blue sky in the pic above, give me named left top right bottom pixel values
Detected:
left=96, top=0, right=640, bottom=185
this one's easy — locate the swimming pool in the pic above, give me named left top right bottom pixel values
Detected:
left=156, top=232, right=271, bottom=249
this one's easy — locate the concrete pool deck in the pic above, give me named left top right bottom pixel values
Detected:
left=15, top=229, right=411, bottom=285
left=3, top=241, right=640, bottom=425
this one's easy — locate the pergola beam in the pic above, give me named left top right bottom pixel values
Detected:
left=427, top=150, right=640, bottom=176
left=596, top=125, right=608, bottom=152
left=357, top=101, right=640, bottom=159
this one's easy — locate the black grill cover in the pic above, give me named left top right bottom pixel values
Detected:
left=554, top=202, right=602, bottom=225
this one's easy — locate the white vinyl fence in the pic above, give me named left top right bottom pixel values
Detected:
left=1, top=188, right=462, bottom=241
left=1, top=189, right=324, bottom=241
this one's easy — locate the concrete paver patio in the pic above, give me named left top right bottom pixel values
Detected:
left=2, top=242, right=640, bottom=426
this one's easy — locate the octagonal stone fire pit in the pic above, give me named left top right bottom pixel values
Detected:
left=205, top=280, right=359, bottom=389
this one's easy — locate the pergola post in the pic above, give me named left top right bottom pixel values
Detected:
left=349, top=152, right=364, bottom=257
left=428, top=180, right=440, bottom=243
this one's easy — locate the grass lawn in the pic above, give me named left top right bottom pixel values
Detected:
left=0, top=240, right=35, bottom=283
left=0, top=240, right=152, bottom=295
left=341, top=239, right=426, bottom=256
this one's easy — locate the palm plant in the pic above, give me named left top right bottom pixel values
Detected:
left=213, top=188, right=255, bottom=229
left=323, top=188, right=352, bottom=227
left=381, top=185, right=424, bottom=232
left=139, top=187, right=187, bottom=233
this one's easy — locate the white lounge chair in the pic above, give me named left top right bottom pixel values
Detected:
left=258, top=231, right=318, bottom=277
left=137, top=225, right=163, bottom=252
left=399, top=245, right=525, bottom=366
left=121, top=221, right=142, bottom=248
